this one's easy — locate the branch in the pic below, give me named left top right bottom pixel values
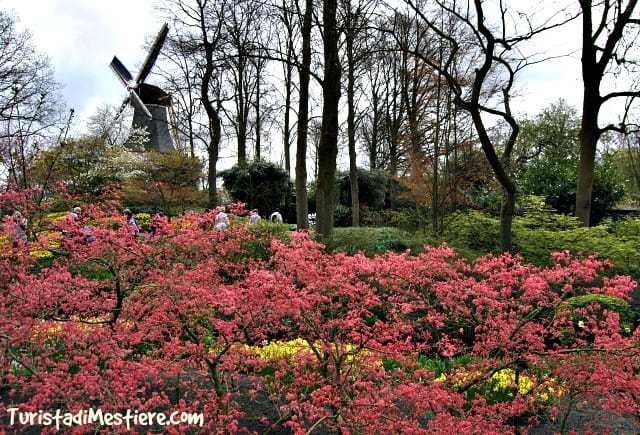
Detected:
left=0, top=333, right=36, bottom=375
left=600, top=90, right=640, bottom=105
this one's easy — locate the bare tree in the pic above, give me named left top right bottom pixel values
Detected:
left=384, top=0, right=575, bottom=252
left=158, top=0, right=229, bottom=208
left=223, top=0, right=264, bottom=164
left=359, top=52, right=386, bottom=170
left=156, top=33, right=207, bottom=159
left=315, top=0, right=342, bottom=238
left=341, top=0, right=378, bottom=226
left=0, top=11, right=67, bottom=190
left=575, top=0, right=640, bottom=225
left=274, top=0, right=300, bottom=176
left=295, top=0, right=314, bottom=229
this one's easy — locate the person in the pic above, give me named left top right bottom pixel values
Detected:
left=248, top=209, right=261, bottom=225
left=68, top=206, right=82, bottom=220
left=63, top=206, right=96, bottom=244
left=269, top=211, right=283, bottom=224
left=214, top=205, right=230, bottom=231
left=150, top=207, right=166, bottom=235
left=123, top=208, right=140, bottom=235
left=9, top=210, right=28, bottom=247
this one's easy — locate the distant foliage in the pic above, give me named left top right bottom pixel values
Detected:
left=438, top=199, right=640, bottom=283
left=335, top=169, right=387, bottom=211
left=516, top=102, right=625, bottom=225
left=219, top=160, right=294, bottom=221
left=325, top=226, right=417, bottom=255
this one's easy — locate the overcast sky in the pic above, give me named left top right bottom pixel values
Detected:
left=2, top=0, right=590, bottom=135
left=1, top=0, right=164, bottom=133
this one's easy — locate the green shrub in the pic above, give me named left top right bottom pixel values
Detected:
left=515, top=195, right=582, bottom=231
left=333, top=204, right=353, bottom=227
left=607, top=216, right=640, bottom=238
left=325, top=227, right=419, bottom=256
left=441, top=210, right=501, bottom=254
left=219, top=160, right=295, bottom=222
left=387, top=207, right=429, bottom=231
left=429, top=205, right=639, bottom=282
left=335, top=169, right=387, bottom=211
left=513, top=222, right=640, bottom=280
left=558, top=294, right=634, bottom=336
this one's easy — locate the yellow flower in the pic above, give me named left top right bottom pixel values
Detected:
left=32, top=321, right=63, bottom=341
left=491, top=368, right=534, bottom=395
left=436, top=367, right=565, bottom=403
left=250, top=338, right=317, bottom=360
left=29, top=249, right=53, bottom=259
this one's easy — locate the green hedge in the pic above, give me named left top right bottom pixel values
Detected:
left=325, top=227, right=420, bottom=256
left=439, top=205, right=640, bottom=281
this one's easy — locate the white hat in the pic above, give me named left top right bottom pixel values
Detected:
left=73, top=206, right=82, bottom=213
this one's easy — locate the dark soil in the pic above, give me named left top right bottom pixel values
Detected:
left=525, top=399, right=638, bottom=435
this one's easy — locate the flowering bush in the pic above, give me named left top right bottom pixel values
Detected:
left=1, top=190, right=639, bottom=434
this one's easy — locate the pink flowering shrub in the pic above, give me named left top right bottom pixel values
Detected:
left=1, top=191, right=639, bottom=434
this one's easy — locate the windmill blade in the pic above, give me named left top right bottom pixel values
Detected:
left=115, top=95, right=130, bottom=120
left=135, top=23, right=169, bottom=84
left=130, top=90, right=153, bottom=119
left=110, top=56, right=134, bottom=87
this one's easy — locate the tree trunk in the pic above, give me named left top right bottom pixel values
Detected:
left=346, top=17, right=359, bottom=227
left=469, top=107, right=517, bottom=253
left=575, top=104, right=599, bottom=226
left=500, top=186, right=516, bottom=255
left=207, top=129, right=220, bottom=209
left=255, top=64, right=262, bottom=161
left=284, top=62, right=293, bottom=175
left=315, top=0, right=341, bottom=238
left=295, top=0, right=313, bottom=229
left=574, top=2, right=600, bottom=226
left=236, top=54, right=248, bottom=164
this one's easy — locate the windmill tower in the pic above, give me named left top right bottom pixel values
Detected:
left=110, top=23, right=176, bottom=152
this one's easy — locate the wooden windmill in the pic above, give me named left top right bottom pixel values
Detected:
left=110, top=23, right=176, bottom=152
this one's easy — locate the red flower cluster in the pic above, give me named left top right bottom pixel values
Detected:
left=1, top=193, right=638, bottom=434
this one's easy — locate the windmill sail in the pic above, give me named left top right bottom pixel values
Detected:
left=129, top=89, right=153, bottom=119
left=110, top=56, right=134, bottom=86
left=135, top=23, right=169, bottom=84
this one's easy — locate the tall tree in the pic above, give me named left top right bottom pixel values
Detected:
left=380, top=45, right=406, bottom=211
left=251, top=47, right=269, bottom=161
left=575, top=0, right=640, bottom=225
left=275, top=0, right=300, bottom=176
left=224, top=0, right=263, bottom=164
left=0, top=11, right=67, bottom=190
left=341, top=0, right=375, bottom=226
left=159, top=0, right=227, bottom=209
left=315, top=0, right=342, bottom=238
left=295, top=0, right=313, bottom=229
left=360, top=52, right=385, bottom=170
left=156, top=33, right=205, bottom=159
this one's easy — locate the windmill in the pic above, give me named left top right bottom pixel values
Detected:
left=110, top=23, right=176, bottom=152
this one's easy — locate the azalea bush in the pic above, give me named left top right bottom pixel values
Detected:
left=1, top=190, right=640, bottom=434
